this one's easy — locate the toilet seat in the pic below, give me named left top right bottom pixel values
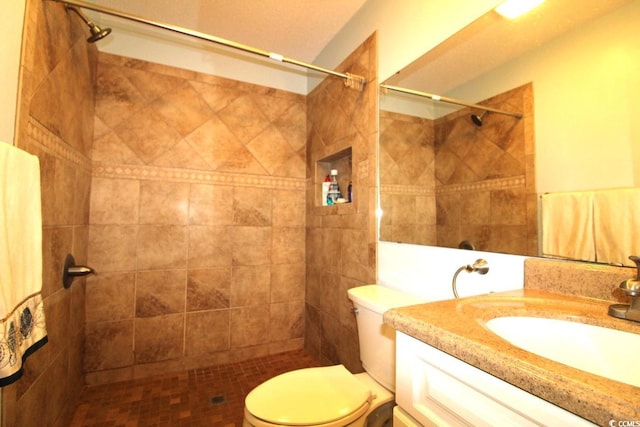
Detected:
left=245, top=365, right=372, bottom=426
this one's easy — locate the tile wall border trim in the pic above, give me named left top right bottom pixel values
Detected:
left=381, top=176, right=524, bottom=196
left=436, top=176, right=525, bottom=194
left=27, top=118, right=92, bottom=170
left=380, top=185, right=434, bottom=196
left=92, top=162, right=306, bottom=190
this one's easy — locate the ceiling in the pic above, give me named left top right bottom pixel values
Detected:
left=386, top=0, right=633, bottom=94
left=89, top=0, right=368, bottom=63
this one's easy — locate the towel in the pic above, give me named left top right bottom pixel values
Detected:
left=593, top=188, right=640, bottom=266
left=0, top=142, right=48, bottom=386
left=541, top=191, right=596, bottom=262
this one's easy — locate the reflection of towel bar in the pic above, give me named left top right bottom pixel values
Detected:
left=62, top=253, right=95, bottom=288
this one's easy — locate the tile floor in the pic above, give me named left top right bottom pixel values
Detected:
left=70, top=350, right=323, bottom=427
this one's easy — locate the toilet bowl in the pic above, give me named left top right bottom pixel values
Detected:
left=243, top=285, right=423, bottom=427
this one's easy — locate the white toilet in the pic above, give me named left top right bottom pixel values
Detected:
left=243, top=285, right=423, bottom=427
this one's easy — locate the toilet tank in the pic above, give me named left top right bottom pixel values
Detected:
left=347, top=285, right=424, bottom=392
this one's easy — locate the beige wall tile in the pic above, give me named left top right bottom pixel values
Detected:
left=152, top=81, right=213, bottom=136
left=88, top=225, right=138, bottom=272
left=270, top=301, right=304, bottom=341
left=272, top=227, right=305, bottom=265
left=188, top=225, right=233, bottom=267
left=85, top=320, right=134, bottom=371
left=232, top=226, right=272, bottom=266
left=86, top=272, right=135, bottom=322
left=90, top=177, right=140, bottom=224
left=134, top=314, right=184, bottom=363
left=187, top=268, right=231, bottom=311
left=136, top=270, right=187, bottom=317
left=137, top=225, right=188, bottom=270
left=272, top=189, right=305, bottom=227
left=233, top=187, right=272, bottom=226
left=271, top=262, right=305, bottom=303
left=185, top=311, right=230, bottom=356
left=139, top=181, right=189, bottom=225
left=231, top=265, right=270, bottom=307
left=188, top=184, right=233, bottom=225
left=230, top=305, right=270, bottom=348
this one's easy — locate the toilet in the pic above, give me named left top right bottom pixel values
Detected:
left=243, top=285, right=423, bottom=427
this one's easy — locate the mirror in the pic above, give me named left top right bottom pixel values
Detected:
left=379, top=0, right=639, bottom=264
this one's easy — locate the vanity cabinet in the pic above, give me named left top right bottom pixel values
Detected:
left=395, top=332, right=595, bottom=426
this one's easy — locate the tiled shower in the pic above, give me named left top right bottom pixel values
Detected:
left=380, top=83, right=536, bottom=256
left=85, top=53, right=308, bottom=385
left=4, top=0, right=378, bottom=425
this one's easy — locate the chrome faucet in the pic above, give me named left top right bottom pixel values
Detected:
left=608, top=255, right=640, bottom=322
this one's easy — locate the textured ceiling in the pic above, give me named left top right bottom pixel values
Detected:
left=89, top=0, right=368, bottom=63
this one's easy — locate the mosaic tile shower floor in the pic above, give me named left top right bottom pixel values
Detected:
left=70, top=350, right=322, bottom=427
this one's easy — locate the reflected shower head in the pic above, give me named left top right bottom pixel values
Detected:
left=66, top=6, right=112, bottom=43
left=471, top=111, right=488, bottom=127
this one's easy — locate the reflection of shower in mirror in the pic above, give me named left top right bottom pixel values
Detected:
left=470, top=111, right=488, bottom=127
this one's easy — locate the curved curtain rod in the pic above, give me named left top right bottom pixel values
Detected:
left=380, top=84, right=523, bottom=119
left=51, top=0, right=366, bottom=90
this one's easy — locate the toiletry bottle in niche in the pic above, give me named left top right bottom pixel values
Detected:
left=348, top=181, right=353, bottom=203
left=327, top=169, right=341, bottom=205
left=322, top=174, right=331, bottom=206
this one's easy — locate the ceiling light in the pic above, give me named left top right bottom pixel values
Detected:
left=495, top=0, right=545, bottom=19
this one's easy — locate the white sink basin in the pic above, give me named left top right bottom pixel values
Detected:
left=485, top=316, right=640, bottom=388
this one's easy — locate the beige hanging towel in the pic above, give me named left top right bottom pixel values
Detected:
left=540, top=191, right=596, bottom=262
left=593, top=187, right=640, bottom=266
left=0, top=143, right=47, bottom=386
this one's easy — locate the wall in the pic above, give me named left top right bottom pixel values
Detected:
left=434, top=84, right=536, bottom=256
left=2, top=0, right=97, bottom=426
left=94, top=20, right=310, bottom=95
left=380, top=84, right=536, bottom=256
left=71, top=1, right=501, bottom=96
left=85, top=53, right=307, bottom=384
left=445, top=1, right=640, bottom=194
left=379, top=242, right=526, bottom=301
left=305, top=34, right=378, bottom=371
left=379, top=110, right=436, bottom=245
left=0, top=0, right=25, bottom=143
left=311, top=0, right=500, bottom=91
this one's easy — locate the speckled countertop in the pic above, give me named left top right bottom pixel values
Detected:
left=383, top=289, right=640, bottom=426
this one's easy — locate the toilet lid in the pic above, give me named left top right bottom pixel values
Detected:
left=245, top=365, right=371, bottom=425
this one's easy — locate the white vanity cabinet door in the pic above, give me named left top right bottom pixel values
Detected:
left=395, top=332, right=596, bottom=427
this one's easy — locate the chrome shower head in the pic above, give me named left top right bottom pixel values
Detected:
left=471, top=111, right=488, bottom=127
left=66, top=6, right=112, bottom=43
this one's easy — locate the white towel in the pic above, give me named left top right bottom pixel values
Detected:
left=0, top=142, right=47, bottom=385
left=593, top=188, right=640, bottom=266
left=541, top=191, right=596, bottom=262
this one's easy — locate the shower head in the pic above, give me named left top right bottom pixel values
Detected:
left=471, top=111, right=488, bottom=127
left=66, top=6, right=112, bottom=43
left=86, top=21, right=112, bottom=43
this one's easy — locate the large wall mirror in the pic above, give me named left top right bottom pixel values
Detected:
left=379, top=0, right=639, bottom=265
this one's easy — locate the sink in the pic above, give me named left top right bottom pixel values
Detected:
left=485, top=316, right=640, bottom=388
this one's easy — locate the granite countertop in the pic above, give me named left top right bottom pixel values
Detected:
left=383, top=289, right=640, bottom=426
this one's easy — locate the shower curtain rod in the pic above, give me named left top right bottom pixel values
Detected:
left=380, top=84, right=523, bottom=119
left=52, top=0, right=366, bottom=90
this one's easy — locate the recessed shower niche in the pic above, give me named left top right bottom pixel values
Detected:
left=316, top=147, right=353, bottom=207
